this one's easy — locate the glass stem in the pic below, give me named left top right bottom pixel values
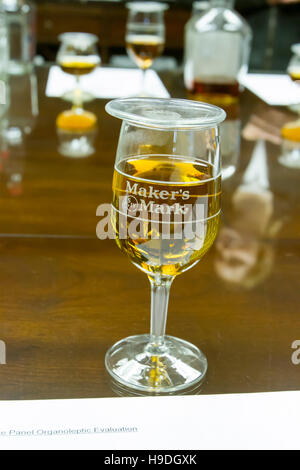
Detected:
left=140, top=68, right=147, bottom=96
left=73, top=75, right=83, bottom=109
left=149, top=276, right=174, bottom=350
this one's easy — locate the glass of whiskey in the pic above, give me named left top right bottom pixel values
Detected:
left=57, top=32, right=100, bottom=107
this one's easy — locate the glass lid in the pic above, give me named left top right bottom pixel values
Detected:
left=105, top=98, right=226, bottom=129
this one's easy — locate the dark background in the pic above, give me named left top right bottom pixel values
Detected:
left=34, top=0, right=300, bottom=71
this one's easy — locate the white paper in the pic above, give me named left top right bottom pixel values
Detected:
left=46, top=66, right=170, bottom=99
left=240, top=73, right=300, bottom=106
left=0, top=391, right=300, bottom=450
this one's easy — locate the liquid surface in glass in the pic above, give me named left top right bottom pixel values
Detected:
left=59, top=55, right=100, bottom=75
left=187, top=77, right=239, bottom=107
left=289, top=69, right=300, bottom=82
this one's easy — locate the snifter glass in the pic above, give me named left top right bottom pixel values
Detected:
left=279, top=44, right=300, bottom=168
left=57, top=32, right=100, bottom=106
left=105, top=98, right=226, bottom=393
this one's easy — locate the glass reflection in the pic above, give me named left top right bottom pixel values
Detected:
left=6, top=69, right=38, bottom=135
left=0, top=9, right=8, bottom=120
left=215, top=139, right=280, bottom=289
left=109, top=376, right=206, bottom=397
left=57, top=32, right=100, bottom=106
left=279, top=130, right=300, bottom=169
left=279, top=44, right=300, bottom=169
left=278, top=44, right=300, bottom=169
left=0, top=66, right=38, bottom=197
left=220, top=103, right=241, bottom=180
left=56, top=108, right=97, bottom=158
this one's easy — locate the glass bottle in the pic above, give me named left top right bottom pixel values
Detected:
left=184, top=0, right=252, bottom=107
left=0, top=1, right=8, bottom=117
left=3, top=0, right=36, bottom=75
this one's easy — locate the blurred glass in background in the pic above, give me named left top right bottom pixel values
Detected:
left=184, top=0, right=252, bottom=107
left=0, top=1, right=8, bottom=120
left=220, top=106, right=241, bottom=180
left=287, top=43, right=300, bottom=82
left=57, top=32, right=100, bottom=105
left=188, top=0, right=300, bottom=73
left=0, top=126, right=25, bottom=197
left=279, top=43, right=300, bottom=168
left=0, top=0, right=38, bottom=198
left=3, top=0, right=36, bottom=75
left=125, top=1, right=168, bottom=96
left=184, top=0, right=250, bottom=179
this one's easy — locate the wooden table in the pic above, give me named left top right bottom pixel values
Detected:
left=0, top=65, right=299, bottom=399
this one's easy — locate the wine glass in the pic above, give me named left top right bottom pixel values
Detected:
left=105, top=97, right=226, bottom=393
left=57, top=32, right=100, bottom=107
left=287, top=43, right=300, bottom=84
left=279, top=43, right=300, bottom=168
left=125, top=2, right=168, bottom=96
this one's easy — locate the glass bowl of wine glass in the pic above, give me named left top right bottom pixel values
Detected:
left=125, top=2, right=168, bottom=96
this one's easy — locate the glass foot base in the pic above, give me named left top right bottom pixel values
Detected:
left=279, top=152, right=300, bottom=169
left=58, top=141, right=94, bottom=158
left=105, top=334, right=207, bottom=394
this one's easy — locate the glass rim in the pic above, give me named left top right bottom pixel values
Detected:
left=105, top=98, right=226, bottom=130
left=125, top=2, right=169, bottom=12
left=58, top=32, right=99, bottom=44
